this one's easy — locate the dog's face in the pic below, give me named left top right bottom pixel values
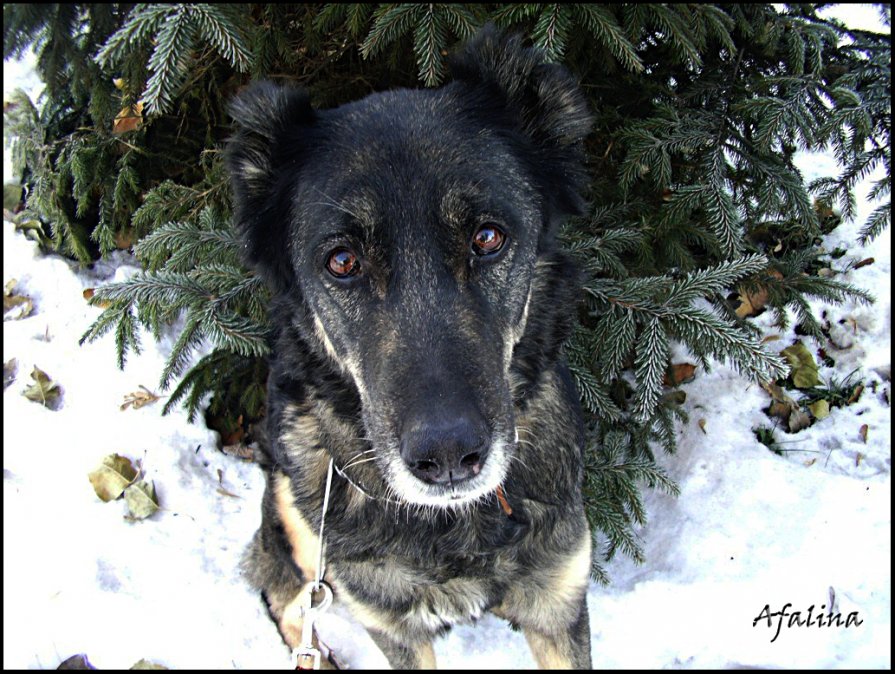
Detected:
left=227, top=28, right=591, bottom=508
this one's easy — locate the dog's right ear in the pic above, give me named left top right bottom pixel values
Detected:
left=226, top=82, right=316, bottom=292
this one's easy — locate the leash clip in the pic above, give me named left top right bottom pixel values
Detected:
left=292, top=580, right=333, bottom=670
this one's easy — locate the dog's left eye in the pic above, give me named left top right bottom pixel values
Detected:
left=326, top=248, right=360, bottom=278
left=471, top=225, right=506, bottom=256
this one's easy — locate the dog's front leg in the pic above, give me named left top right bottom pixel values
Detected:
left=367, top=629, right=436, bottom=669
left=521, top=591, right=591, bottom=669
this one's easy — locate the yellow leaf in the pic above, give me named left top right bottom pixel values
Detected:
left=808, top=399, right=830, bottom=420
left=88, top=454, right=138, bottom=502
left=780, top=341, right=821, bottom=389
left=124, top=480, right=160, bottom=520
left=130, top=659, right=168, bottom=670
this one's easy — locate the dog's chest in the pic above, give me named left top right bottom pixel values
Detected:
left=331, top=551, right=508, bottom=634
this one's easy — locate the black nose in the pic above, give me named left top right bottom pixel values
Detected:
left=400, top=412, right=490, bottom=486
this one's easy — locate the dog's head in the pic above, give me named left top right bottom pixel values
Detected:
left=227, top=27, right=591, bottom=508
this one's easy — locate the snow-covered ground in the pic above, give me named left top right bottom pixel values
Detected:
left=3, top=6, right=890, bottom=669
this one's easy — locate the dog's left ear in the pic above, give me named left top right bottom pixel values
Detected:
left=226, top=82, right=317, bottom=292
left=450, top=24, right=592, bottom=218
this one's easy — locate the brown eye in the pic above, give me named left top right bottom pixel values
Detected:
left=326, top=248, right=359, bottom=278
left=471, top=225, right=506, bottom=256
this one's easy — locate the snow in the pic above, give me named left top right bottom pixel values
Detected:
left=3, top=7, right=890, bottom=670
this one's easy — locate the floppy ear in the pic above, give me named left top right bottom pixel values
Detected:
left=449, top=24, right=592, bottom=218
left=225, top=82, right=316, bottom=292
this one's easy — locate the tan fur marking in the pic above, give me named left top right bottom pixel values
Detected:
left=273, top=472, right=321, bottom=582
left=524, top=629, right=574, bottom=669
left=417, top=641, right=436, bottom=669
left=495, top=532, right=591, bottom=669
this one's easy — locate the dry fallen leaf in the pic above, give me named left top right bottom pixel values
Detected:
left=855, top=452, right=864, bottom=467
left=221, top=442, right=255, bottom=461
left=664, top=363, right=697, bottom=387
left=23, top=366, right=61, bottom=408
left=762, top=380, right=811, bottom=432
left=3, top=358, right=17, bottom=389
left=859, top=424, right=868, bottom=444
left=853, top=257, right=874, bottom=270
left=761, top=334, right=782, bottom=344
left=115, top=227, right=137, bottom=250
left=847, top=384, right=864, bottom=405
left=88, top=453, right=138, bottom=502
left=57, top=654, right=96, bottom=670
left=83, top=287, right=112, bottom=308
left=124, top=479, right=160, bottom=520
left=808, top=399, right=830, bottom=420
left=4, top=279, right=34, bottom=320
left=734, top=270, right=784, bottom=318
left=780, top=341, right=821, bottom=389
left=130, top=660, right=168, bottom=670
left=120, top=385, right=162, bottom=411
left=787, top=409, right=811, bottom=432
left=697, top=418, right=707, bottom=434
left=113, top=101, right=144, bottom=134
left=804, top=458, right=816, bottom=467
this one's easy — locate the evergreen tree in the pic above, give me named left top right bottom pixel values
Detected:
left=4, top=3, right=890, bottom=580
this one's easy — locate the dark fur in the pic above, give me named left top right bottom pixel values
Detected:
left=227, top=26, right=594, bottom=669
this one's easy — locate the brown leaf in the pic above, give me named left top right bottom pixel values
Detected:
left=847, top=384, right=864, bottom=405
left=787, top=408, right=811, bottom=432
left=859, top=424, right=868, bottom=444
left=114, top=227, right=137, bottom=250
left=804, top=458, right=816, bottom=467
left=221, top=414, right=246, bottom=445
left=120, top=385, right=162, bottom=411
left=3, top=358, right=17, bottom=390
left=697, top=418, right=707, bottom=434
left=734, top=270, right=784, bottom=318
left=113, top=102, right=144, bottom=134
left=664, top=363, right=697, bottom=387
left=855, top=452, right=864, bottom=467
left=221, top=442, right=254, bottom=461
left=88, top=454, right=138, bottom=502
left=83, top=287, right=111, bottom=309
left=4, top=278, right=34, bottom=320
left=57, top=654, right=96, bottom=670
left=853, top=257, right=874, bottom=270
left=23, top=366, right=61, bottom=408
left=762, top=379, right=810, bottom=431
left=761, top=334, right=782, bottom=344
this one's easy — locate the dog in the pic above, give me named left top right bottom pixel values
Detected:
left=226, top=25, right=594, bottom=669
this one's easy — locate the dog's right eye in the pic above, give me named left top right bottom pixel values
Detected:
left=326, top=248, right=360, bottom=278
